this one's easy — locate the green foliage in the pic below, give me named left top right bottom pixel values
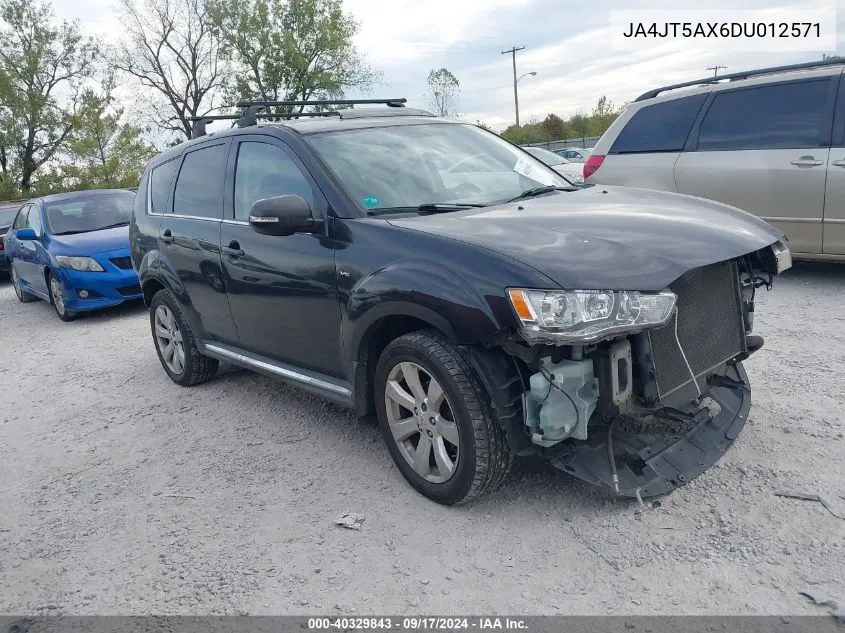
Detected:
left=210, top=0, right=376, bottom=111
left=500, top=95, right=623, bottom=145
left=425, top=68, right=460, bottom=117
left=56, top=88, right=155, bottom=190
left=0, top=0, right=98, bottom=191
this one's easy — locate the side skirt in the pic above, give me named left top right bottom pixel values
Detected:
left=197, top=340, right=354, bottom=408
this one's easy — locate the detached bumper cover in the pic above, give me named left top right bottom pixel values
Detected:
left=551, top=362, right=751, bottom=497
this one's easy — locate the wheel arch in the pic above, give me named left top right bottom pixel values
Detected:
left=351, top=308, right=456, bottom=419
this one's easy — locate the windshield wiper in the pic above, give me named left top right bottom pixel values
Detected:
left=507, top=186, right=569, bottom=203
left=367, top=203, right=485, bottom=217
left=97, top=222, right=130, bottom=230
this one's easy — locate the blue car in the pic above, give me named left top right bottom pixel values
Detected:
left=5, top=189, right=142, bottom=321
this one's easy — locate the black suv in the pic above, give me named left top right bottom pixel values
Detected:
left=130, top=98, right=791, bottom=505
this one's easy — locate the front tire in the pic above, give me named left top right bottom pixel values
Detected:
left=47, top=271, right=77, bottom=321
left=11, top=265, right=37, bottom=303
left=374, top=330, right=513, bottom=505
left=149, top=288, right=218, bottom=386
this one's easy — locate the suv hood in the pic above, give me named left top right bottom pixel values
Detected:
left=387, top=186, right=783, bottom=291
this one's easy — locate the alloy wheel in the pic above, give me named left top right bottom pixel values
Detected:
left=154, top=304, right=186, bottom=375
left=49, top=276, right=66, bottom=315
left=11, top=267, right=22, bottom=300
left=383, top=361, right=460, bottom=483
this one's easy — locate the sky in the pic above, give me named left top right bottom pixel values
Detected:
left=51, top=0, right=845, bottom=131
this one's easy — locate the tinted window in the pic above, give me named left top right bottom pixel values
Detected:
left=610, top=94, right=707, bottom=154
left=234, top=142, right=313, bottom=221
left=173, top=144, right=227, bottom=219
left=149, top=158, right=179, bottom=214
left=45, top=193, right=134, bottom=235
left=12, top=206, right=29, bottom=230
left=698, top=80, right=830, bottom=151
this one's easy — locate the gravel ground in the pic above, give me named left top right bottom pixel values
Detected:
left=1, top=262, right=843, bottom=616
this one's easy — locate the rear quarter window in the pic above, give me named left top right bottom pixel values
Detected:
left=610, top=94, right=708, bottom=154
left=149, top=157, right=179, bottom=214
left=696, top=79, right=831, bottom=151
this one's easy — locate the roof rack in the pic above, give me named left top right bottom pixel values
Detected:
left=635, top=58, right=845, bottom=102
left=188, top=98, right=411, bottom=138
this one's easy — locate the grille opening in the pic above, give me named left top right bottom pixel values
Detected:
left=110, top=256, right=133, bottom=270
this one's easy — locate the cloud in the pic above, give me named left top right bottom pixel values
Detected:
left=48, top=0, right=845, bottom=130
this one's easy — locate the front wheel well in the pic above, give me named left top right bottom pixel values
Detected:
left=355, top=315, right=448, bottom=418
left=142, top=278, right=165, bottom=307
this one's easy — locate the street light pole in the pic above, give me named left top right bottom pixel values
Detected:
left=502, top=46, right=525, bottom=126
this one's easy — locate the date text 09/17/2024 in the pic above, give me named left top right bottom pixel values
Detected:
left=307, top=617, right=528, bottom=630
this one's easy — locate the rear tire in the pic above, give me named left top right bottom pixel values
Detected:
left=47, top=271, right=77, bottom=321
left=149, top=288, right=218, bottom=386
left=374, top=330, right=513, bottom=505
left=11, top=265, right=37, bottom=303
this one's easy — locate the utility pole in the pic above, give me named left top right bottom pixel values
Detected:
left=502, top=46, right=525, bottom=126
left=706, top=65, right=727, bottom=77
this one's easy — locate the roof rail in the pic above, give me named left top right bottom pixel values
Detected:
left=187, top=98, right=410, bottom=138
left=234, top=98, right=407, bottom=108
left=635, top=58, right=845, bottom=102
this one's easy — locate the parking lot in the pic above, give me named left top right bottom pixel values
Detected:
left=1, top=262, right=843, bottom=616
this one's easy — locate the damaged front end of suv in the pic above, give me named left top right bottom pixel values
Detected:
left=497, top=240, right=791, bottom=498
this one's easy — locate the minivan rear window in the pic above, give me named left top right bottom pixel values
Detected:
left=696, top=79, right=830, bottom=151
left=610, top=94, right=707, bottom=154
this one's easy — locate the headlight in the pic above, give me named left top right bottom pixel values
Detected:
left=55, top=256, right=105, bottom=272
left=507, top=288, right=677, bottom=343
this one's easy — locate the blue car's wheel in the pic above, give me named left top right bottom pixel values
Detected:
left=47, top=271, right=77, bottom=322
left=11, top=265, right=37, bottom=303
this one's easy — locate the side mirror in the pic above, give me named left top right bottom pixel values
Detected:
left=248, top=195, right=315, bottom=237
left=16, top=227, right=37, bottom=241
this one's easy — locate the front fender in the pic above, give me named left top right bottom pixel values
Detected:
left=342, top=258, right=505, bottom=366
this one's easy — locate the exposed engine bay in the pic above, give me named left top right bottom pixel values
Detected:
left=506, top=242, right=789, bottom=498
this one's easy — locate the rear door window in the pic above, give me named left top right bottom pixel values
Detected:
left=173, top=144, right=228, bottom=219
left=697, top=79, right=831, bottom=151
left=610, top=94, right=708, bottom=154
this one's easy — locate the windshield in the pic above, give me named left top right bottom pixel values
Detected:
left=0, top=203, right=22, bottom=227
left=524, top=147, right=569, bottom=166
left=45, top=192, right=135, bottom=235
left=306, top=122, right=572, bottom=213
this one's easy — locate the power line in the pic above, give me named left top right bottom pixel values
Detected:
left=501, top=46, right=525, bottom=126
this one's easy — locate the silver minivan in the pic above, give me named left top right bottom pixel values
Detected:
left=586, top=59, right=845, bottom=260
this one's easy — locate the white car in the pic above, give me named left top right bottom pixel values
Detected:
left=523, top=147, right=584, bottom=184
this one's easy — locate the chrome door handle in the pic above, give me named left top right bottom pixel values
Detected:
left=790, top=156, right=823, bottom=167
left=832, top=159, right=845, bottom=167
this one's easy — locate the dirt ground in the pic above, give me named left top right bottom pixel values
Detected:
left=1, top=262, right=843, bottom=616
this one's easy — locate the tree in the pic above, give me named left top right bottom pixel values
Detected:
left=0, top=0, right=98, bottom=192
left=58, top=86, right=156, bottom=190
left=210, top=0, right=376, bottom=111
left=425, top=68, right=460, bottom=117
left=539, top=113, right=567, bottom=140
left=475, top=120, right=493, bottom=132
left=115, top=0, right=227, bottom=140
left=569, top=112, right=589, bottom=141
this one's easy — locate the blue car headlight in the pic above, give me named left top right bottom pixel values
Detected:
left=56, top=256, right=105, bottom=272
